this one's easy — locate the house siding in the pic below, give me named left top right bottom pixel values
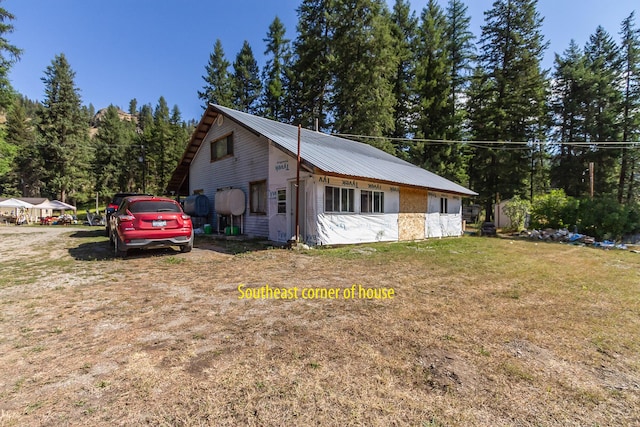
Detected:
left=189, top=118, right=269, bottom=237
left=426, top=192, right=463, bottom=238
left=314, top=175, right=400, bottom=245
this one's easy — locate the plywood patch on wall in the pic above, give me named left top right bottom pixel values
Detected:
left=399, top=187, right=428, bottom=241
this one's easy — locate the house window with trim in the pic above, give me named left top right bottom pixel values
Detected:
left=210, top=134, right=233, bottom=162
left=277, top=189, right=286, bottom=214
left=361, top=190, right=384, bottom=213
left=325, top=186, right=354, bottom=212
left=440, top=197, right=448, bottom=214
left=250, top=180, right=267, bottom=215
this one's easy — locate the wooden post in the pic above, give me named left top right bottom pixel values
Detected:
left=589, top=162, right=594, bottom=199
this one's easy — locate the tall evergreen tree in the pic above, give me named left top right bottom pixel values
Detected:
left=199, top=39, right=233, bottom=109
left=0, top=122, right=17, bottom=195
left=389, top=0, right=418, bottom=145
left=549, top=40, right=592, bottom=197
left=232, top=41, right=262, bottom=114
left=468, top=0, right=548, bottom=220
left=618, top=12, right=640, bottom=202
left=148, top=97, right=171, bottom=193
left=0, top=2, right=21, bottom=110
left=5, top=100, right=42, bottom=196
left=37, top=53, right=92, bottom=203
left=330, top=0, right=398, bottom=149
left=445, top=0, right=475, bottom=139
left=93, top=105, right=134, bottom=197
left=261, top=16, right=290, bottom=121
left=135, top=103, right=155, bottom=192
left=412, top=0, right=453, bottom=173
left=583, top=26, right=623, bottom=196
left=128, top=98, right=138, bottom=116
left=291, top=0, right=334, bottom=130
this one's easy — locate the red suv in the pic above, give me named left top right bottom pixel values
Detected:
left=111, top=196, right=193, bottom=257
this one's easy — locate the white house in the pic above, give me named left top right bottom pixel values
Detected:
left=167, top=104, right=477, bottom=245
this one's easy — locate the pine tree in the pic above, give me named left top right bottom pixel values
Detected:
left=128, top=98, right=138, bottom=116
left=0, top=2, right=21, bottom=110
left=167, top=104, right=190, bottom=191
left=148, top=97, right=171, bottom=193
left=583, top=26, right=623, bottom=196
left=330, top=0, right=397, bottom=148
left=135, top=103, right=154, bottom=192
left=445, top=0, right=475, bottom=140
left=261, top=16, right=290, bottom=121
left=0, top=124, right=17, bottom=195
left=468, top=0, right=548, bottom=220
left=199, top=39, right=233, bottom=109
left=93, top=105, right=133, bottom=197
left=412, top=0, right=452, bottom=169
left=618, top=12, right=640, bottom=202
left=232, top=41, right=262, bottom=114
left=389, top=0, right=418, bottom=144
left=5, top=100, right=41, bottom=196
left=550, top=40, right=592, bottom=197
left=37, top=53, right=92, bottom=203
left=291, top=0, right=334, bottom=130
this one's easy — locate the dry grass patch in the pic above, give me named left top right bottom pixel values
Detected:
left=0, top=226, right=639, bottom=426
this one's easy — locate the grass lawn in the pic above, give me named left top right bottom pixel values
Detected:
left=0, top=226, right=639, bottom=426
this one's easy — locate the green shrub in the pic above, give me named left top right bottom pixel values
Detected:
left=503, top=196, right=531, bottom=231
left=531, top=189, right=640, bottom=240
left=530, top=189, right=573, bottom=229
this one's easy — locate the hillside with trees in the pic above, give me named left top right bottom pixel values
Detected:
left=1, top=0, right=639, bottom=227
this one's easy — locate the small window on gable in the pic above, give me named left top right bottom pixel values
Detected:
left=210, top=134, right=233, bottom=162
left=250, top=180, right=267, bottom=215
left=277, top=189, right=286, bottom=214
left=440, top=197, right=448, bottom=214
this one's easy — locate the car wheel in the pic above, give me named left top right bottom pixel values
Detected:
left=114, top=235, right=127, bottom=258
left=180, top=233, right=194, bottom=253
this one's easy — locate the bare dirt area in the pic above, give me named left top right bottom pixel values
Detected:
left=1, top=225, right=639, bottom=426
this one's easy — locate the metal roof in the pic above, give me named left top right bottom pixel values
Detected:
left=167, top=104, right=477, bottom=196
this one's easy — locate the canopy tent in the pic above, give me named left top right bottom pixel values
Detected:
left=0, top=198, right=34, bottom=209
left=33, top=200, right=76, bottom=211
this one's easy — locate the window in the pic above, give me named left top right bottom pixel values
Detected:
left=210, top=134, right=233, bottom=162
left=128, top=200, right=181, bottom=213
left=277, top=189, right=286, bottom=214
left=250, top=180, right=267, bottom=214
left=440, top=197, right=448, bottom=214
left=325, top=186, right=354, bottom=212
left=361, top=190, right=384, bottom=213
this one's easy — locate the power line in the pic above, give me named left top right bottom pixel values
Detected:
left=333, top=133, right=640, bottom=148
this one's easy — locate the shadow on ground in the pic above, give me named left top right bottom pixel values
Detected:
left=68, top=228, right=106, bottom=239
left=66, top=231, right=279, bottom=260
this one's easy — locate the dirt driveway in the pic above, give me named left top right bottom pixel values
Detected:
left=1, top=225, right=639, bottom=426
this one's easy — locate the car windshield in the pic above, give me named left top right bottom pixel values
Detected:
left=128, top=201, right=181, bottom=213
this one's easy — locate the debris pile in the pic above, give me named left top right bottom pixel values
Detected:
left=522, top=228, right=631, bottom=251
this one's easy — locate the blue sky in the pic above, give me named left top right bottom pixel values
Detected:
left=5, top=0, right=638, bottom=122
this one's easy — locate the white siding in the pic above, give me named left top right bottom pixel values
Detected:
left=189, top=119, right=269, bottom=237
left=313, top=175, right=400, bottom=245
left=426, top=192, right=463, bottom=238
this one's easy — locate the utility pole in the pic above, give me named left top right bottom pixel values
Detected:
left=589, top=162, right=594, bottom=199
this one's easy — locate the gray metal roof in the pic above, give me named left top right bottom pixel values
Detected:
left=212, top=105, right=477, bottom=196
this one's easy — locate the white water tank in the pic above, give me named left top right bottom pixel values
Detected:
left=215, top=189, right=245, bottom=216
